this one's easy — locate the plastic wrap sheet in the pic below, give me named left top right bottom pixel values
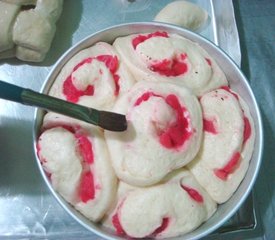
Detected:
left=0, top=0, right=255, bottom=239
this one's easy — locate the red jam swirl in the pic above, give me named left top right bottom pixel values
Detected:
left=38, top=125, right=97, bottom=202
left=181, top=184, right=204, bottom=203
left=63, top=55, right=120, bottom=102
left=214, top=152, right=241, bottom=181
left=243, top=116, right=251, bottom=145
left=79, top=171, right=95, bottom=203
left=203, top=118, right=218, bottom=134
left=134, top=92, right=192, bottom=149
left=150, top=53, right=188, bottom=77
left=132, top=31, right=169, bottom=49
left=150, top=217, right=170, bottom=237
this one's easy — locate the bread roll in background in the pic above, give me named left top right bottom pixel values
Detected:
left=154, top=0, right=208, bottom=31
left=0, top=0, right=63, bottom=62
left=0, top=1, right=20, bottom=52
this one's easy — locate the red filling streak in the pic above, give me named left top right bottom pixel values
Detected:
left=76, top=135, right=94, bottom=164
left=38, top=125, right=96, bottom=202
left=220, top=86, right=239, bottom=100
left=63, top=55, right=120, bottom=102
left=132, top=31, right=169, bottom=49
left=112, top=213, right=169, bottom=237
left=205, top=58, right=212, bottom=66
left=203, top=118, right=218, bottom=134
left=36, top=142, right=42, bottom=159
left=134, top=92, right=192, bottom=149
left=214, top=152, right=241, bottom=180
left=76, top=134, right=95, bottom=202
left=203, top=87, right=252, bottom=181
left=220, top=86, right=252, bottom=144
left=60, top=124, right=76, bottom=133
left=112, top=212, right=126, bottom=236
left=79, top=171, right=95, bottom=203
left=181, top=184, right=204, bottom=203
left=150, top=53, right=188, bottom=77
left=243, top=116, right=251, bottom=145
left=150, top=217, right=170, bottom=237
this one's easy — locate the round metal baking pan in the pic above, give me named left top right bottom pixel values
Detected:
left=33, top=22, right=263, bottom=240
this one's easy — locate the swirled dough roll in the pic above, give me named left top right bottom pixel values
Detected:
left=49, top=42, right=136, bottom=110
left=113, top=31, right=227, bottom=96
left=188, top=88, right=255, bottom=203
left=154, top=0, right=208, bottom=31
left=0, top=1, right=20, bottom=52
left=105, top=81, right=202, bottom=186
left=103, top=169, right=217, bottom=238
left=37, top=113, right=117, bottom=221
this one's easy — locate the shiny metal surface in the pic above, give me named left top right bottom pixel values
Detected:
left=0, top=0, right=258, bottom=239
left=34, top=22, right=263, bottom=240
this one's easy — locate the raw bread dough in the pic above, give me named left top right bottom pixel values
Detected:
left=188, top=88, right=255, bottom=203
left=49, top=42, right=135, bottom=110
left=13, top=9, right=56, bottom=53
left=154, top=0, right=208, bottom=31
left=0, top=0, right=63, bottom=62
left=35, top=0, right=63, bottom=22
left=105, top=81, right=202, bottom=187
left=38, top=113, right=118, bottom=222
left=0, top=48, right=16, bottom=60
left=15, top=45, right=45, bottom=62
left=113, top=32, right=227, bottom=96
left=0, top=1, right=20, bottom=51
left=1, top=0, right=36, bottom=5
left=103, top=169, right=217, bottom=238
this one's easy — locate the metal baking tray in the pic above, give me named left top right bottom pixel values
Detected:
left=0, top=0, right=257, bottom=239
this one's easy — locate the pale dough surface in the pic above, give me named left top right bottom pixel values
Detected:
left=0, top=0, right=63, bottom=62
left=105, top=81, right=202, bottom=187
left=103, top=169, right=217, bottom=238
left=188, top=89, right=255, bottom=203
left=154, top=0, right=208, bottom=31
left=35, top=0, right=63, bottom=22
left=0, top=1, right=20, bottom=51
left=49, top=42, right=135, bottom=110
left=13, top=9, right=56, bottom=52
left=38, top=113, right=117, bottom=221
left=113, top=32, right=227, bottom=96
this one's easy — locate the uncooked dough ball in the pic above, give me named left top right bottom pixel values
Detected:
left=0, top=1, right=20, bottom=52
left=13, top=9, right=56, bottom=53
left=0, top=0, right=63, bottom=62
left=0, top=0, right=36, bottom=5
left=154, top=0, right=208, bottom=31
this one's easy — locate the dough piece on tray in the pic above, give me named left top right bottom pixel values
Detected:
left=0, top=1, right=20, bottom=52
left=37, top=112, right=118, bottom=222
left=49, top=42, right=136, bottom=111
left=188, top=87, right=255, bottom=203
left=113, top=31, right=227, bottom=96
left=0, top=0, right=36, bottom=5
left=0, top=48, right=16, bottom=60
left=154, top=0, right=208, bottom=31
left=105, top=81, right=202, bottom=187
left=35, top=0, right=63, bottom=22
left=103, top=169, right=217, bottom=239
left=12, top=9, right=56, bottom=61
left=15, top=45, right=45, bottom=62
left=0, top=0, right=63, bottom=62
